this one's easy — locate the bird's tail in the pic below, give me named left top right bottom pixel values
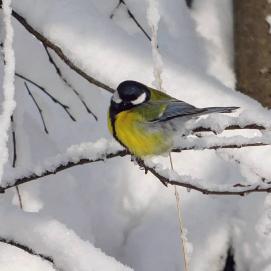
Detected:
left=201, top=106, right=239, bottom=115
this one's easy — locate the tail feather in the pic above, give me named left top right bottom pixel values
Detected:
left=201, top=106, right=239, bottom=115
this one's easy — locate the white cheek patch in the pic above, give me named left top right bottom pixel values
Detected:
left=112, top=91, right=122, bottom=104
left=131, top=92, right=147, bottom=105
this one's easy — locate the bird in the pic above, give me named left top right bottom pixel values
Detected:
left=108, top=80, right=238, bottom=158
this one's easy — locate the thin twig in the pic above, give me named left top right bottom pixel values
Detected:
left=43, top=45, right=98, bottom=121
left=16, top=73, right=76, bottom=121
left=2, top=40, right=76, bottom=123
left=10, top=115, right=17, bottom=167
left=170, top=153, right=190, bottom=271
left=24, top=82, right=49, bottom=134
left=110, top=0, right=152, bottom=42
left=11, top=113, right=23, bottom=209
left=110, top=0, right=122, bottom=19
left=174, top=186, right=189, bottom=270
left=15, top=186, right=23, bottom=209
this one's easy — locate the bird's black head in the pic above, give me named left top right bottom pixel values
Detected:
left=110, top=80, right=151, bottom=114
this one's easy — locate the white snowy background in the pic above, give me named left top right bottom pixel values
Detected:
left=0, top=0, right=271, bottom=270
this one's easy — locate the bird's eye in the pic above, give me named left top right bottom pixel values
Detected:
left=112, top=91, right=122, bottom=104
left=131, top=92, right=147, bottom=105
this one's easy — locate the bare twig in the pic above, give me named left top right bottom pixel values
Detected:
left=110, top=0, right=152, bottom=42
left=1, top=44, right=75, bottom=122
left=43, top=45, right=98, bottom=121
left=15, top=186, right=23, bottom=209
left=110, top=0, right=122, bottom=19
left=169, top=153, right=190, bottom=271
left=5, top=6, right=114, bottom=94
left=0, top=237, right=60, bottom=270
left=24, top=82, right=49, bottom=134
left=174, top=185, right=189, bottom=271
left=10, top=115, right=17, bottom=167
left=16, top=73, right=76, bottom=121
left=11, top=115, right=23, bottom=209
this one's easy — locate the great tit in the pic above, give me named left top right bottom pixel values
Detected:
left=108, top=80, right=238, bottom=158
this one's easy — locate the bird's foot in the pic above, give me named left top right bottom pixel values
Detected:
left=134, top=157, right=148, bottom=174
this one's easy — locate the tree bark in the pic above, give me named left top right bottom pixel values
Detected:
left=234, top=0, right=271, bottom=107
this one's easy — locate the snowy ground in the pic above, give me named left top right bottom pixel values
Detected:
left=0, top=0, right=271, bottom=270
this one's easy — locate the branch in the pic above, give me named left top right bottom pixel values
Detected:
left=173, top=142, right=269, bottom=151
left=7, top=6, right=115, bottom=94
left=24, top=82, right=49, bottom=134
left=140, top=159, right=271, bottom=196
left=10, top=115, right=17, bottom=167
left=15, top=185, right=23, bottom=209
left=0, top=237, right=60, bottom=270
left=10, top=116, right=24, bottom=209
left=110, top=0, right=122, bottom=19
left=1, top=148, right=128, bottom=192
left=192, top=123, right=266, bottom=133
left=43, top=45, right=98, bottom=121
left=16, top=73, right=76, bottom=121
left=0, top=43, right=76, bottom=122
left=110, top=0, right=152, bottom=42
left=1, top=138, right=271, bottom=195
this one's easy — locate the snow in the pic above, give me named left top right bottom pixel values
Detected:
left=3, top=138, right=123, bottom=186
left=0, top=0, right=271, bottom=270
left=146, top=0, right=163, bottom=90
left=174, top=133, right=271, bottom=151
left=191, top=0, right=235, bottom=88
left=0, top=205, right=132, bottom=271
left=0, top=242, right=55, bottom=271
left=0, top=0, right=16, bottom=184
left=266, top=15, right=271, bottom=34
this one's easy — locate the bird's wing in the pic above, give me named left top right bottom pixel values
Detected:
left=147, top=100, right=204, bottom=122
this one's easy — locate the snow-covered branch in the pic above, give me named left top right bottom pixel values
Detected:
left=0, top=0, right=16, bottom=184
left=0, top=237, right=57, bottom=268
left=1, top=139, right=127, bottom=192
left=139, top=159, right=271, bottom=196
left=1, top=136, right=271, bottom=196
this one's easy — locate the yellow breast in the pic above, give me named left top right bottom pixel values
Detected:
left=113, top=110, right=172, bottom=157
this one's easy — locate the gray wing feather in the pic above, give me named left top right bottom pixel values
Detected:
left=151, top=101, right=238, bottom=122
